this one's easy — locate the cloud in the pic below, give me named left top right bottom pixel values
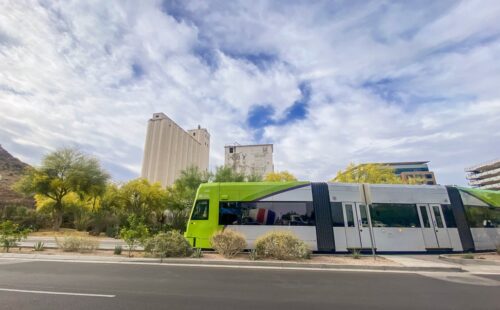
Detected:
left=0, top=0, right=499, bottom=185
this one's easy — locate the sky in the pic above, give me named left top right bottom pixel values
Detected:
left=1, top=0, right=499, bottom=185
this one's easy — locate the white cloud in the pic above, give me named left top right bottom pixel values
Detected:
left=0, top=0, right=499, bottom=185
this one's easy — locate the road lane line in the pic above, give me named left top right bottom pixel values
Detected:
left=0, top=288, right=115, bottom=298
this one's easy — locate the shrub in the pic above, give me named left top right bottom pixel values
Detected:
left=192, top=248, right=203, bottom=258
left=144, top=231, right=193, bottom=261
left=120, top=215, right=149, bottom=257
left=351, top=248, right=361, bottom=259
left=1, top=206, right=51, bottom=231
left=254, top=231, right=311, bottom=260
left=114, top=245, right=122, bottom=255
left=462, top=254, right=474, bottom=259
left=210, top=229, right=247, bottom=258
left=56, top=236, right=99, bottom=253
left=34, top=241, right=45, bottom=251
left=0, top=220, right=30, bottom=252
left=249, top=249, right=258, bottom=261
left=105, top=226, right=119, bottom=238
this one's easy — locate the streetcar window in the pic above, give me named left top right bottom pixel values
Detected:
left=359, top=204, right=369, bottom=227
left=464, top=205, right=500, bottom=228
left=441, top=205, right=457, bottom=228
left=218, top=201, right=315, bottom=226
left=419, top=206, right=431, bottom=228
left=345, top=204, right=355, bottom=227
left=331, top=202, right=344, bottom=227
left=191, top=200, right=209, bottom=220
left=432, top=206, right=444, bottom=228
left=369, top=203, right=420, bottom=228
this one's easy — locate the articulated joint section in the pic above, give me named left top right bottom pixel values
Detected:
left=311, top=182, right=335, bottom=252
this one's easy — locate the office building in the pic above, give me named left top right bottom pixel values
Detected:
left=382, top=161, right=437, bottom=185
left=141, top=113, right=210, bottom=187
left=465, top=159, right=500, bottom=191
left=224, top=143, right=274, bottom=177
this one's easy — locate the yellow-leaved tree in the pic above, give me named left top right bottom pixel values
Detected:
left=332, top=163, right=411, bottom=184
left=264, top=171, right=298, bottom=182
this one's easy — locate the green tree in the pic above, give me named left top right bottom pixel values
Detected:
left=331, top=163, right=404, bottom=184
left=118, top=179, right=167, bottom=230
left=164, top=166, right=210, bottom=232
left=15, top=148, right=109, bottom=230
left=213, top=166, right=245, bottom=182
left=264, top=171, right=298, bottom=182
left=0, top=220, right=30, bottom=252
left=246, top=171, right=263, bottom=182
left=120, top=215, right=149, bottom=257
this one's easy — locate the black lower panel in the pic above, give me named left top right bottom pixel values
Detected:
left=311, top=182, right=335, bottom=252
left=446, top=186, right=475, bottom=252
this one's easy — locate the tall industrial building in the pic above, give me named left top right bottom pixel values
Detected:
left=465, top=159, right=500, bottom=191
left=224, top=143, right=274, bottom=177
left=141, top=113, right=210, bottom=187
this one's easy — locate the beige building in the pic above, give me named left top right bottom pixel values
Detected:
left=141, top=113, right=210, bottom=187
left=224, top=143, right=274, bottom=177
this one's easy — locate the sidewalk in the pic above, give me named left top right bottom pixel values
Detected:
left=21, top=236, right=129, bottom=250
left=0, top=252, right=464, bottom=273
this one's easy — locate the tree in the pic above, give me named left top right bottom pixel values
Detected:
left=15, top=148, right=109, bottom=230
left=264, top=171, right=298, bottom=182
left=120, top=215, right=149, bottom=257
left=0, top=220, right=30, bottom=252
left=331, top=163, right=405, bottom=184
left=165, top=166, right=210, bottom=232
left=246, top=171, right=263, bottom=182
left=118, top=179, right=168, bottom=229
left=213, top=166, right=245, bottom=182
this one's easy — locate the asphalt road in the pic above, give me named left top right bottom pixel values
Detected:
left=0, top=259, right=498, bottom=310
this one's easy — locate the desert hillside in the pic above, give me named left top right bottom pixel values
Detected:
left=0, top=145, right=34, bottom=208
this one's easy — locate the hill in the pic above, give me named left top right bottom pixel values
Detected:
left=0, top=145, right=34, bottom=208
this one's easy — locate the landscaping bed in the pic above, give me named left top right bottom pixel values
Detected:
left=5, top=247, right=400, bottom=266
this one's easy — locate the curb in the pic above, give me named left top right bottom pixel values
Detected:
left=0, top=253, right=463, bottom=273
left=439, top=255, right=500, bottom=266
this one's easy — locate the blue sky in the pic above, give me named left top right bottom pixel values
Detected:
left=1, top=0, right=499, bottom=185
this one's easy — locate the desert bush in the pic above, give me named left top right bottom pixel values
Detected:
left=56, top=236, right=99, bottom=253
left=254, top=231, right=311, bottom=260
left=351, top=248, right=361, bottom=259
left=0, top=220, right=30, bottom=252
left=249, top=249, right=258, bottom=261
left=120, top=215, right=149, bottom=257
left=1, top=206, right=51, bottom=231
left=210, top=229, right=247, bottom=258
left=144, top=231, right=192, bottom=261
left=114, top=245, right=122, bottom=255
left=33, top=241, right=45, bottom=251
left=192, top=248, right=203, bottom=258
left=462, top=253, right=475, bottom=259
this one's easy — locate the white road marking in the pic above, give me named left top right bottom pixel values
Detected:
left=0, top=288, right=115, bottom=298
left=418, top=272, right=500, bottom=286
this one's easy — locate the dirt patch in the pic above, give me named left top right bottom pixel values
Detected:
left=468, top=253, right=500, bottom=261
left=30, top=229, right=108, bottom=239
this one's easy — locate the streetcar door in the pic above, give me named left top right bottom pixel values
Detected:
left=355, top=203, right=373, bottom=249
left=429, top=204, right=452, bottom=249
left=417, top=204, right=439, bottom=249
left=343, top=202, right=361, bottom=249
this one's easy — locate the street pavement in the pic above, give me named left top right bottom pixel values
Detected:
left=0, top=259, right=498, bottom=310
